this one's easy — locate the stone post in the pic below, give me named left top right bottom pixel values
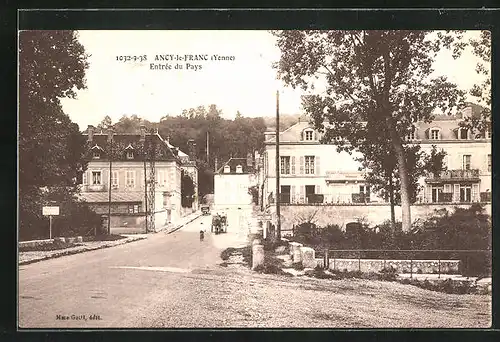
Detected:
left=252, top=244, right=264, bottom=270
left=301, top=246, right=317, bottom=269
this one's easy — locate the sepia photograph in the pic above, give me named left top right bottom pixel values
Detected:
left=18, top=28, right=492, bottom=329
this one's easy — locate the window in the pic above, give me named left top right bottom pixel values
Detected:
left=126, top=151, right=134, bottom=159
left=486, top=128, right=491, bottom=139
left=157, top=170, right=167, bottom=187
left=126, top=170, right=135, bottom=187
left=407, top=130, right=416, bottom=140
left=128, top=204, right=141, bottom=214
left=305, top=156, right=315, bottom=174
left=111, top=171, right=118, bottom=187
left=430, top=129, right=440, bottom=140
left=488, top=154, right=491, bottom=172
left=460, top=185, right=472, bottom=203
left=280, top=156, right=290, bottom=175
left=463, top=155, right=471, bottom=170
left=92, top=151, right=101, bottom=159
left=459, top=127, right=468, bottom=140
left=92, top=171, right=102, bottom=185
left=304, top=130, right=313, bottom=141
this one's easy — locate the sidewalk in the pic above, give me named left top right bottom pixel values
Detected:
left=165, top=211, right=203, bottom=234
left=19, top=235, right=147, bottom=265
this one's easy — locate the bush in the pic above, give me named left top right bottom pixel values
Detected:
left=254, top=255, right=292, bottom=276
left=399, top=278, right=478, bottom=295
left=220, top=246, right=252, bottom=266
left=292, top=262, right=304, bottom=271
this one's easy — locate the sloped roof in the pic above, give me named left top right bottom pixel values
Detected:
left=83, top=132, right=179, bottom=162
left=266, top=103, right=488, bottom=143
left=216, top=157, right=254, bottom=174
left=79, top=191, right=143, bottom=203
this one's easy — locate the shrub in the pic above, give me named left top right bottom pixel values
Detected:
left=292, top=262, right=304, bottom=271
left=254, top=254, right=292, bottom=276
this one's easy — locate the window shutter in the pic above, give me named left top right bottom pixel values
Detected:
left=425, top=128, right=430, bottom=139
left=300, top=185, right=305, bottom=203
left=300, top=130, right=304, bottom=141
left=453, top=184, right=460, bottom=202
left=291, top=185, right=296, bottom=203
left=472, top=184, right=479, bottom=202
left=316, top=156, right=320, bottom=175
left=314, top=131, right=318, bottom=140
left=299, top=156, right=304, bottom=174
left=82, top=171, right=87, bottom=185
left=453, top=127, right=459, bottom=139
left=315, top=184, right=321, bottom=194
left=291, top=156, right=296, bottom=175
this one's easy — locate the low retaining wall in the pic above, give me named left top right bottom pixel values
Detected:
left=19, top=239, right=54, bottom=248
left=316, top=258, right=460, bottom=274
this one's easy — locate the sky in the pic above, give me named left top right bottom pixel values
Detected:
left=60, top=30, right=488, bottom=131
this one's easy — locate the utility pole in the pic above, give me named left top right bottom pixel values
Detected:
left=107, top=128, right=113, bottom=235
left=206, top=131, right=210, bottom=164
left=275, top=90, right=281, bottom=241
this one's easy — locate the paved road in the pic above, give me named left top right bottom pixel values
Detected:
left=18, top=214, right=247, bottom=328
left=18, top=213, right=491, bottom=328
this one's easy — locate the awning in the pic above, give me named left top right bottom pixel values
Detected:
left=79, top=191, right=144, bottom=203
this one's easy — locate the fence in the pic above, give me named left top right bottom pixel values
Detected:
left=316, top=249, right=491, bottom=278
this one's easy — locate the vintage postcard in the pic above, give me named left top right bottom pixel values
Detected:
left=18, top=25, right=492, bottom=329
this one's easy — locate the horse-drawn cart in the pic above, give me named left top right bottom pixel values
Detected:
left=211, top=213, right=227, bottom=234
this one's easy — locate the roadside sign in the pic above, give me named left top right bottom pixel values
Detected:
left=42, top=206, right=60, bottom=216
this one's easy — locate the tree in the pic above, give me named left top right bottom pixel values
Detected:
left=181, top=170, right=195, bottom=208
left=358, top=143, right=447, bottom=230
left=274, top=30, right=466, bottom=231
left=19, top=30, right=91, bottom=238
left=97, top=115, right=113, bottom=131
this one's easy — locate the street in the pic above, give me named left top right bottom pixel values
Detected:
left=18, top=214, right=491, bottom=329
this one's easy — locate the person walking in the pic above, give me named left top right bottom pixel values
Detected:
left=199, top=222, right=205, bottom=242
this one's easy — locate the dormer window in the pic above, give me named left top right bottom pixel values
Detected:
left=305, top=130, right=313, bottom=141
left=406, top=127, right=417, bottom=141
left=430, top=128, right=441, bottom=140
left=125, top=144, right=134, bottom=160
left=91, top=144, right=103, bottom=159
left=458, top=127, right=469, bottom=140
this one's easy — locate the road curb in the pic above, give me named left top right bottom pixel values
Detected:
left=166, top=213, right=203, bottom=234
left=19, top=237, right=147, bottom=265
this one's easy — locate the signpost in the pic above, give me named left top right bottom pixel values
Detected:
left=42, top=206, right=59, bottom=239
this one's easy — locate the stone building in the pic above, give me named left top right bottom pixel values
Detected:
left=79, top=125, right=198, bottom=233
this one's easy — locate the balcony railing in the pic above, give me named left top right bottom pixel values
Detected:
left=267, top=193, right=378, bottom=206
left=84, top=184, right=107, bottom=192
left=426, top=169, right=480, bottom=182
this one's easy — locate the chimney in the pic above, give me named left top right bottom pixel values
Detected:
left=107, top=127, right=114, bottom=143
left=87, top=125, right=94, bottom=142
left=140, top=124, right=146, bottom=142
left=215, top=157, right=218, bottom=172
left=187, top=139, right=196, bottom=160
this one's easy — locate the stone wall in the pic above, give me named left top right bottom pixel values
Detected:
left=275, top=203, right=491, bottom=230
left=316, top=258, right=460, bottom=274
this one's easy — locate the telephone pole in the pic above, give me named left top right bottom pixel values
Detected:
left=275, top=90, right=281, bottom=241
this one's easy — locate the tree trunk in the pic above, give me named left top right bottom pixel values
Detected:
left=392, top=140, right=412, bottom=232
left=388, top=175, right=396, bottom=231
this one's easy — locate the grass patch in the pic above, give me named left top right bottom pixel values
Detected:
left=399, top=278, right=479, bottom=295
left=220, top=246, right=252, bottom=266
left=254, top=254, right=293, bottom=277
